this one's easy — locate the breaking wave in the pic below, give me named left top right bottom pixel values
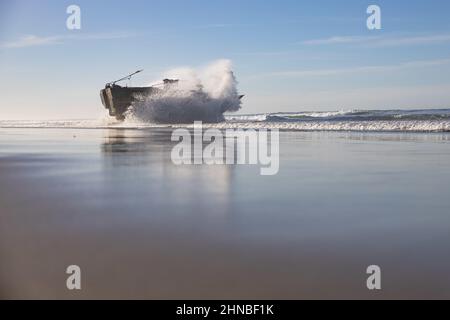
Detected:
left=226, top=109, right=450, bottom=122
left=222, top=109, right=450, bottom=132
left=124, top=59, right=242, bottom=124
left=1, top=109, right=450, bottom=132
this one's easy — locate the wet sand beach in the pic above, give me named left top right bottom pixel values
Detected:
left=1, top=128, right=450, bottom=299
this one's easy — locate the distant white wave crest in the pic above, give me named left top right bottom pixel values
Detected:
left=1, top=119, right=450, bottom=132
left=2, top=109, right=450, bottom=132
left=124, top=59, right=242, bottom=124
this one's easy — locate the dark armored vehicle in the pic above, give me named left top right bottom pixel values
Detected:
left=100, top=70, right=243, bottom=122
left=100, top=70, right=178, bottom=120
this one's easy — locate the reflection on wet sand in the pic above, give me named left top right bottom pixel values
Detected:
left=101, top=129, right=235, bottom=216
left=1, top=128, right=450, bottom=299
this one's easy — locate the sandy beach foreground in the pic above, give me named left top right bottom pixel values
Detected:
left=1, top=128, right=450, bottom=299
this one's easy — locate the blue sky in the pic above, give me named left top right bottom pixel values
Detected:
left=1, top=0, right=450, bottom=119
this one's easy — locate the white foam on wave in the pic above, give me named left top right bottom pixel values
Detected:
left=225, top=110, right=358, bottom=122
left=225, top=113, right=268, bottom=122
left=2, top=108, right=450, bottom=132
left=271, top=108, right=450, bottom=121
left=281, top=110, right=357, bottom=118
left=2, top=119, right=449, bottom=132
left=124, top=59, right=242, bottom=124
left=200, top=120, right=450, bottom=132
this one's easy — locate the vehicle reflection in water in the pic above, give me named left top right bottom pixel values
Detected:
left=100, top=128, right=235, bottom=223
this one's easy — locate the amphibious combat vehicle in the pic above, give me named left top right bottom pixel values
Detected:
left=100, top=70, right=243, bottom=122
left=100, top=70, right=178, bottom=121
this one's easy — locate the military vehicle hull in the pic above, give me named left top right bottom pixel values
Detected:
left=100, top=85, right=161, bottom=121
left=100, top=71, right=243, bottom=122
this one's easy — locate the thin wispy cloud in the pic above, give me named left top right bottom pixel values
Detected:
left=374, top=34, right=450, bottom=47
left=2, top=35, right=61, bottom=48
left=300, top=34, right=450, bottom=47
left=233, top=50, right=306, bottom=57
left=251, top=58, right=450, bottom=79
left=1, top=32, right=136, bottom=49
left=193, top=22, right=256, bottom=30
left=302, top=35, right=382, bottom=45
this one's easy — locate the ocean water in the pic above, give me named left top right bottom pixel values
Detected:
left=1, top=108, right=450, bottom=132
left=1, top=127, right=450, bottom=298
